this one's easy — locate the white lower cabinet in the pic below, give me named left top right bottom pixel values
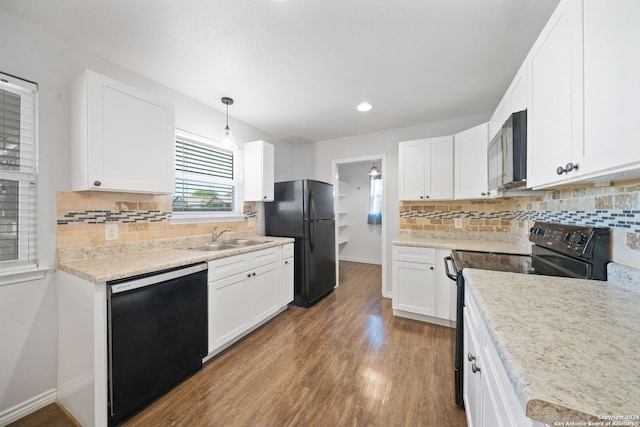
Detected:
left=392, top=245, right=454, bottom=327
left=464, top=291, right=548, bottom=427
left=251, top=262, right=281, bottom=325
left=207, top=245, right=291, bottom=356
left=282, top=243, right=294, bottom=305
left=209, top=272, right=252, bottom=351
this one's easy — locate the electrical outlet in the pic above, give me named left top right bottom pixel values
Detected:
left=454, top=218, right=462, bottom=229
left=105, top=223, right=119, bottom=240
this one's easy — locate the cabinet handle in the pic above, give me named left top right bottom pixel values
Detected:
left=93, top=180, right=102, bottom=187
left=263, top=195, right=267, bottom=199
left=472, top=363, right=481, bottom=374
left=430, top=266, right=434, bottom=270
left=252, top=272, right=256, bottom=276
left=556, top=162, right=579, bottom=175
left=247, top=274, right=251, bottom=278
left=425, top=195, right=430, bottom=199
left=467, top=352, right=476, bottom=362
left=481, top=192, right=486, bottom=196
left=284, top=261, right=289, bottom=264
left=420, top=196, right=424, bottom=199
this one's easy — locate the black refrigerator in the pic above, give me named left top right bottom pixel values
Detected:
left=264, top=179, right=336, bottom=307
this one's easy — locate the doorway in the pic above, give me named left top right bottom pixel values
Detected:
left=331, top=155, right=387, bottom=297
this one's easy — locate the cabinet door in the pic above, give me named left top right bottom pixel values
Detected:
left=282, top=257, right=294, bottom=305
left=489, top=95, right=510, bottom=141
left=85, top=71, right=175, bottom=193
left=527, top=0, right=584, bottom=188
left=454, top=123, right=489, bottom=200
left=426, top=136, right=454, bottom=200
left=251, top=262, right=281, bottom=325
left=510, top=63, right=528, bottom=114
left=463, top=309, right=482, bottom=427
left=243, top=140, right=275, bottom=201
left=208, top=273, right=251, bottom=353
left=581, top=0, right=640, bottom=176
left=392, top=260, right=436, bottom=316
left=398, top=139, right=426, bottom=200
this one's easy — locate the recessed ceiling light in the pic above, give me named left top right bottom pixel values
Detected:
left=357, top=102, right=372, bottom=112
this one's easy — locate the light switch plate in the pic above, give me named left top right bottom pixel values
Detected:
left=105, top=223, right=119, bottom=240
left=454, top=218, right=462, bottom=229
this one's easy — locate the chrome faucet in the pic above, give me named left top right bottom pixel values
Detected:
left=212, top=226, right=231, bottom=242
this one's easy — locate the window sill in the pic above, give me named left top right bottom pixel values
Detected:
left=169, top=212, right=247, bottom=225
left=0, top=264, right=50, bottom=286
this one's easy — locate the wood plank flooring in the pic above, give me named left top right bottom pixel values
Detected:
left=11, top=261, right=467, bottom=427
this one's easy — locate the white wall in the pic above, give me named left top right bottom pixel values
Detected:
left=337, top=162, right=382, bottom=264
left=0, top=9, right=297, bottom=420
left=303, top=114, right=489, bottom=295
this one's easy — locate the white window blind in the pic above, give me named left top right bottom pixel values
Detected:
left=0, top=73, right=38, bottom=267
left=173, top=132, right=238, bottom=214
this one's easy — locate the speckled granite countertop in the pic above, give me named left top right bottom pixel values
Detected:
left=392, top=235, right=531, bottom=254
left=463, top=268, right=640, bottom=425
left=58, top=237, right=294, bottom=283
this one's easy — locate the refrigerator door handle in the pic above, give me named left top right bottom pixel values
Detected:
left=308, top=220, right=315, bottom=253
left=309, top=190, right=315, bottom=221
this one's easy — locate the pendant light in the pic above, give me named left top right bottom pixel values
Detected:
left=368, top=162, right=381, bottom=177
left=221, top=97, right=238, bottom=150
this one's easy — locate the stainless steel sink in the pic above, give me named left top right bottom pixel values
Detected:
left=222, top=239, right=270, bottom=246
left=184, top=239, right=270, bottom=252
left=186, top=243, right=238, bottom=252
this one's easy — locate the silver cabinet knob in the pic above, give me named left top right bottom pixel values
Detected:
left=472, top=363, right=481, bottom=374
left=467, top=353, right=476, bottom=362
left=420, top=196, right=424, bottom=199
left=93, top=180, right=102, bottom=187
left=556, top=162, right=579, bottom=175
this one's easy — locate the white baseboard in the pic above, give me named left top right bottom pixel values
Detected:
left=338, top=256, right=382, bottom=265
left=0, top=388, right=56, bottom=426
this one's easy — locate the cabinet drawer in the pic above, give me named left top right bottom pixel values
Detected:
left=252, top=246, right=281, bottom=268
left=208, top=253, right=251, bottom=282
left=392, top=245, right=436, bottom=264
left=282, top=243, right=294, bottom=258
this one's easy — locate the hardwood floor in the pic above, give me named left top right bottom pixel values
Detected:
left=12, top=261, right=466, bottom=427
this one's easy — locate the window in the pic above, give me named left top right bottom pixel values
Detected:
left=0, top=73, right=38, bottom=268
left=172, top=130, right=243, bottom=222
left=367, top=175, right=382, bottom=225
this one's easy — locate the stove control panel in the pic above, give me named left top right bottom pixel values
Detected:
left=528, top=222, right=608, bottom=258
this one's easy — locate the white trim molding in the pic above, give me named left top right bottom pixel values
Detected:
left=0, top=388, right=56, bottom=426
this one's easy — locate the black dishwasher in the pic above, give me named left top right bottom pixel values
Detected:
left=107, top=263, right=208, bottom=426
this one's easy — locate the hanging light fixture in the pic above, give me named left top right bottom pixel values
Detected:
left=368, top=162, right=381, bottom=177
left=221, top=97, right=238, bottom=150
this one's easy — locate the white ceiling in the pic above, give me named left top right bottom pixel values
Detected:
left=1, top=0, right=559, bottom=144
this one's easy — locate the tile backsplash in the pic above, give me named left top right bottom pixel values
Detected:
left=56, top=191, right=258, bottom=261
left=400, top=180, right=640, bottom=267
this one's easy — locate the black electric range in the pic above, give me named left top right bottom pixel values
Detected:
left=444, top=221, right=610, bottom=409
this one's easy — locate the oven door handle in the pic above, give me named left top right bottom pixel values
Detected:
left=444, top=256, right=458, bottom=281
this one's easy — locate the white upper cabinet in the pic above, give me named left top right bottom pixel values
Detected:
left=489, top=63, right=528, bottom=140
left=243, top=140, right=275, bottom=202
left=399, top=136, right=453, bottom=201
left=526, top=0, right=584, bottom=188
left=580, top=0, right=640, bottom=177
left=70, top=70, right=175, bottom=194
left=454, top=123, right=491, bottom=200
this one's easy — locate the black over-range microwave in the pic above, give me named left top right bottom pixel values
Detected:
left=487, top=110, right=527, bottom=193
